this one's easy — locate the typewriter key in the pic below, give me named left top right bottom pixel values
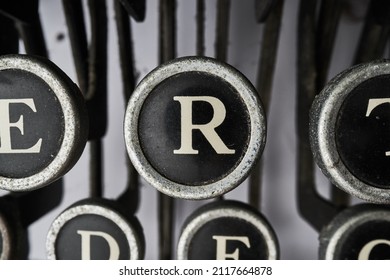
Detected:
left=46, top=199, right=144, bottom=260
left=310, top=60, right=390, bottom=203
left=124, top=57, right=266, bottom=199
left=319, top=204, right=390, bottom=260
left=0, top=54, right=88, bottom=191
left=177, top=200, right=279, bottom=260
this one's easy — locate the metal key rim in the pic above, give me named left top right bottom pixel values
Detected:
left=310, top=60, right=390, bottom=204
left=124, top=56, right=266, bottom=200
left=46, top=204, right=142, bottom=260
left=0, top=54, right=87, bottom=192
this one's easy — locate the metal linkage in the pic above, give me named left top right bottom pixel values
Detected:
left=249, top=0, right=284, bottom=210
left=158, top=0, right=176, bottom=260
left=196, top=0, right=205, bottom=56
left=1, top=0, right=48, bottom=57
left=215, top=0, right=230, bottom=62
left=62, top=0, right=108, bottom=198
left=114, top=0, right=140, bottom=215
left=297, top=0, right=340, bottom=232
left=354, top=0, right=390, bottom=64
left=315, top=0, right=349, bottom=208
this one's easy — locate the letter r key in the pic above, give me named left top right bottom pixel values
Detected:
left=124, top=56, right=266, bottom=200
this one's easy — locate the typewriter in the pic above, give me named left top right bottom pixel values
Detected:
left=1, top=0, right=390, bottom=260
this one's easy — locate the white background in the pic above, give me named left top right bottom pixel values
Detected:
left=1, top=0, right=372, bottom=259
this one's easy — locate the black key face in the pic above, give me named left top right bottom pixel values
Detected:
left=47, top=204, right=143, bottom=260
left=0, top=54, right=88, bottom=191
left=0, top=69, right=64, bottom=178
left=138, top=72, right=250, bottom=186
left=310, top=60, right=390, bottom=203
left=319, top=205, right=390, bottom=260
left=125, top=57, right=266, bottom=199
left=177, top=201, right=279, bottom=260
left=336, top=75, right=390, bottom=188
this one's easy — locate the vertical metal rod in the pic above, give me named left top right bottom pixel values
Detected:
left=158, top=0, right=176, bottom=260
left=62, top=0, right=89, bottom=94
left=15, top=4, right=48, bottom=57
left=215, top=0, right=230, bottom=61
left=213, top=0, right=230, bottom=202
left=159, top=0, right=176, bottom=63
left=354, top=0, right=390, bottom=65
left=249, top=0, right=284, bottom=210
left=62, top=0, right=108, bottom=199
left=297, top=0, right=338, bottom=232
left=196, top=0, right=205, bottom=56
left=114, top=0, right=140, bottom=214
left=315, top=0, right=350, bottom=208
left=86, top=0, right=108, bottom=198
left=315, top=0, right=343, bottom=89
left=0, top=15, right=19, bottom=55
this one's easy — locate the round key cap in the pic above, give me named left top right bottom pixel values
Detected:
left=310, top=60, right=390, bottom=203
left=0, top=54, right=88, bottom=191
left=124, top=56, right=266, bottom=199
left=46, top=199, right=145, bottom=260
left=319, top=204, right=390, bottom=260
left=177, top=200, right=279, bottom=260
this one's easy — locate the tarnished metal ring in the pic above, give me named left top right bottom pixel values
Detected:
left=46, top=204, right=143, bottom=260
left=0, top=54, right=88, bottom=192
left=177, top=200, right=279, bottom=260
left=124, top=56, right=266, bottom=200
left=310, top=60, right=390, bottom=204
